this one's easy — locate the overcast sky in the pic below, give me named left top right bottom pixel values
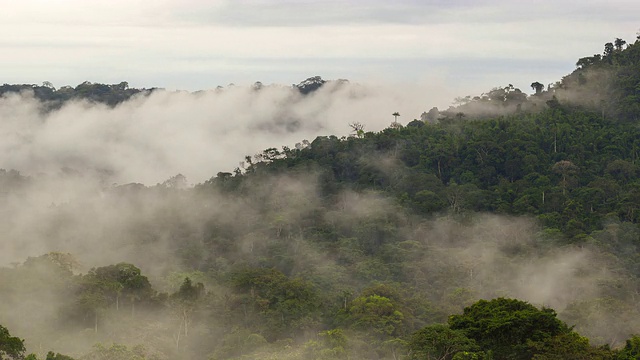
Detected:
left=1, top=0, right=638, bottom=102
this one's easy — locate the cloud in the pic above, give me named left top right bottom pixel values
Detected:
left=0, top=157, right=634, bottom=354
left=0, top=80, right=451, bottom=185
left=1, top=0, right=638, bottom=91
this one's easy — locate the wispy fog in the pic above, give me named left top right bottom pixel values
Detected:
left=0, top=80, right=450, bottom=185
left=0, top=171, right=633, bottom=357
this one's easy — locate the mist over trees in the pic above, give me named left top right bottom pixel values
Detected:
left=1, top=36, right=640, bottom=359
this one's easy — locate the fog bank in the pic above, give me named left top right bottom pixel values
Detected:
left=0, top=80, right=451, bottom=185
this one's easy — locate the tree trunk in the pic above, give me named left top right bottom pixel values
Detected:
left=175, top=320, right=183, bottom=349
left=183, top=309, right=189, bottom=338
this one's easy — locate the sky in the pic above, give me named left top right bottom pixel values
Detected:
left=1, top=0, right=639, bottom=98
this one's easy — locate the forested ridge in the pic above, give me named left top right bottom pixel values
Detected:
left=1, top=35, right=640, bottom=359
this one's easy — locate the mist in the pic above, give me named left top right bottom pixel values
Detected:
left=0, top=79, right=452, bottom=186
left=0, top=165, right=637, bottom=358
left=1, top=74, right=638, bottom=359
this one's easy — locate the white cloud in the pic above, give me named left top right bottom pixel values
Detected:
left=0, top=1, right=638, bottom=104
left=0, top=80, right=451, bottom=185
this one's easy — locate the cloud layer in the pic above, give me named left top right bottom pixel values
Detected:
left=0, top=80, right=448, bottom=185
left=1, top=0, right=638, bottom=90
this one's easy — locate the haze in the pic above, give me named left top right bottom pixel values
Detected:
left=0, top=81, right=443, bottom=184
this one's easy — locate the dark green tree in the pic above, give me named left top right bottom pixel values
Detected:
left=614, top=38, right=627, bottom=51
left=530, top=82, right=544, bottom=95
left=0, top=325, right=25, bottom=360
left=45, top=352, right=75, bottom=360
left=616, top=335, right=640, bottom=360
left=448, top=298, right=568, bottom=359
left=169, top=277, right=205, bottom=349
left=604, top=42, right=615, bottom=59
left=408, top=324, right=480, bottom=360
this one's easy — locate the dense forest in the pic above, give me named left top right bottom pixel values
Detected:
left=1, top=34, right=640, bottom=359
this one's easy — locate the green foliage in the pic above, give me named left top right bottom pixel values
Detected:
left=347, top=294, right=404, bottom=337
left=44, top=352, right=75, bottom=360
left=81, top=343, right=161, bottom=360
left=408, top=324, right=480, bottom=360
left=452, top=352, right=490, bottom=360
left=231, top=91, right=639, bottom=241
left=448, top=298, right=568, bottom=359
left=209, top=328, right=268, bottom=359
left=409, top=299, right=619, bottom=360
left=227, top=268, right=320, bottom=340
left=0, top=81, right=155, bottom=108
left=530, top=331, right=614, bottom=360
left=174, top=277, right=204, bottom=303
left=617, top=335, right=640, bottom=359
left=0, top=325, right=25, bottom=360
left=304, top=329, right=348, bottom=360
left=69, top=263, right=155, bottom=332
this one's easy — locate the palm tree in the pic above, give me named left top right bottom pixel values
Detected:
left=392, top=112, right=400, bottom=122
left=349, top=122, right=365, bottom=138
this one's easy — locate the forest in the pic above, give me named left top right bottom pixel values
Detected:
left=1, top=34, right=640, bottom=359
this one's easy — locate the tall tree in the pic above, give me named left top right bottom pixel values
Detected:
left=448, top=298, right=568, bottom=359
left=407, top=324, right=480, bottom=360
left=170, top=277, right=204, bottom=349
left=615, top=38, right=627, bottom=51
left=604, top=42, right=615, bottom=58
left=348, top=122, right=365, bottom=138
left=531, top=81, right=544, bottom=95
